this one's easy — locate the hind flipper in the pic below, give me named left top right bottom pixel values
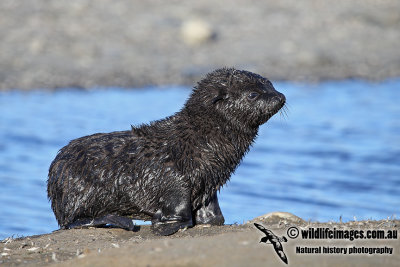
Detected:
left=65, top=214, right=135, bottom=231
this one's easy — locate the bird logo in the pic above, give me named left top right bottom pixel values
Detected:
left=254, top=223, right=288, bottom=264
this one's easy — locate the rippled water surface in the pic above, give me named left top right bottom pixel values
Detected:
left=1, top=80, right=399, bottom=239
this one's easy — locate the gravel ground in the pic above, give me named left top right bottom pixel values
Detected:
left=1, top=0, right=400, bottom=90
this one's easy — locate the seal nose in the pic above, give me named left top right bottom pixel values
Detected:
left=272, top=92, right=286, bottom=105
left=278, top=92, right=286, bottom=104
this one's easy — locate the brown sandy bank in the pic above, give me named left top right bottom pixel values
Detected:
left=1, top=0, right=400, bottom=90
left=1, top=213, right=398, bottom=267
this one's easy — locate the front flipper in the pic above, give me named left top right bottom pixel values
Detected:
left=65, top=214, right=135, bottom=231
left=151, top=188, right=193, bottom=236
left=152, top=217, right=193, bottom=236
left=194, top=192, right=225, bottom=225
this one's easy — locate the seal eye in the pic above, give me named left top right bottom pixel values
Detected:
left=247, top=92, right=259, bottom=100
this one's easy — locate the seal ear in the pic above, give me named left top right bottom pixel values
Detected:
left=212, top=95, right=224, bottom=104
left=211, top=89, right=228, bottom=104
left=211, top=68, right=236, bottom=104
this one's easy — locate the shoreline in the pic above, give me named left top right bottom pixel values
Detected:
left=1, top=0, right=400, bottom=90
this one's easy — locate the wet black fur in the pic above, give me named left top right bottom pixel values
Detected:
left=47, top=68, right=286, bottom=235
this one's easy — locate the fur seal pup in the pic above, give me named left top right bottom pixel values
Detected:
left=47, top=68, right=286, bottom=236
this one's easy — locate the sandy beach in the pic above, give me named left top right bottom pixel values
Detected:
left=1, top=213, right=399, bottom=266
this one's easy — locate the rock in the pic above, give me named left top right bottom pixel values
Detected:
left=181, top=19, right=215, bottom=46
left=247, top=212, right=306, bottom=225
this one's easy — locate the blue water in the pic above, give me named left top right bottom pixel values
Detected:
left=1, top=80, right=399, bottom=240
